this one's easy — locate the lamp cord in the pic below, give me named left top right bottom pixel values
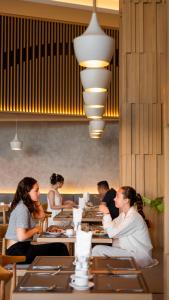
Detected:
left=93, top=0, right=96, bottom=12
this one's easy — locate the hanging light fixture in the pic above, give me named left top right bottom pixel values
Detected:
left=80, top=68, right=111, bottom=92
left=84, top=105, right=105, bottom=119
left=89, top=119, right=105, bottom=133
left=10, top=121, right=23, bottom=151
left=73, top=0, right=114, bottom=68
left=83, top=91, right=107, bottom=108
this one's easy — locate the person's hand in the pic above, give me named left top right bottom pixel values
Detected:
left=35, top=225, right=43, bottom=234
left=99, top=204, right=109, bottom=214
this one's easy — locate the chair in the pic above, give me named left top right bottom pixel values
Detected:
left=0, top=255, right=26, bottom=300
left=0, top=265, right=12, bottom=300
left=0, top=224, right=8, bottom=255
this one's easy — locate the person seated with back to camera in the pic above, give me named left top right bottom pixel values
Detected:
left=47, top=173, right=75, bottom=226
left=5, top=177, right=69, bottom=264
left=97, top=180, right=119, bottom=220
left=92, top=186, right=157, bottom=268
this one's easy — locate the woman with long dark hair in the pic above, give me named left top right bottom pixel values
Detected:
left=5, top=177, right=69, bottom=263
left=92, top=186, right=156, bottom=267
left=47, top=173, right=74, bottom=226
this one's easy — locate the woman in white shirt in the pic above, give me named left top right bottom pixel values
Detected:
left=47, top=173, right=74, bottom=226
left=92, top=186, right=155, bottom=268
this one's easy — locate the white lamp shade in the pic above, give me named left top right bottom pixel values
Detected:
left=84, top=105, right=105, bottom=119
left=73, top=13, right=114, bottom=68
left=83, top=91, right=107, bottom=107
left=89, top=120, right=105, bottom=133
left=10, top=133, right=23, bottom=150
left=80, top=68, right=111, bottom=92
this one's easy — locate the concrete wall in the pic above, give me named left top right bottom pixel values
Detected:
left=0, top=121, right=119, bottom=194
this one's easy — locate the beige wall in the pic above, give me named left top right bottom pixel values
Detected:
left=0, top=121, right=119, bottom=194
left=0, top=0, right=119, bottom=28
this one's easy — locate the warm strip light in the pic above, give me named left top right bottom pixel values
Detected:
left=87, top=116, right=102, bottom=119
left=87, top=105, right=104, bottom=108
left=80, top=60, right=109, bottom=68
left=85, top=88, right=107, bottom=92
left=50, top=0, right=119, bottom=11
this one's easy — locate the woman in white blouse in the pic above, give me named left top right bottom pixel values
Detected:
left=47, top=173, right=74, bottom=226
left=92, top=186, right=156, bottom=268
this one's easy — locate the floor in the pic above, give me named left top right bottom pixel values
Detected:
left=141, top=248, right=163, bottom=300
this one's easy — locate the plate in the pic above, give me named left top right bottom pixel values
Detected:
left=92, top=230, right=106, bottom=237
left=32, top=265, right=62, bottom=270
left=45, top=231, right=64, bottom=237
left=69, top=281, right=94, bottom=290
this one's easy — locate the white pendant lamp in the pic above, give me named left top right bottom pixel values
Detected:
left=10, top=121, right=23, bottom=151
left=83, top=91, right=107, bottom=107
left=80, top=68, right=111, bottom=92
left=89, top=131, right=102, bottom=139
left=84, top=105, right=105, bottom=119
left=89, top=119, right=105, bottom=133
left=73, top=1, right=114, bottom=68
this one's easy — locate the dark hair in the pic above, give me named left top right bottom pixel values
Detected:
left=121, top=186, right=146, bottom=222
left=50, top=173, right=64, bottom=185
left=97, top=181, right=109, bottom=190
left=10, top=177, right=37, bottom=214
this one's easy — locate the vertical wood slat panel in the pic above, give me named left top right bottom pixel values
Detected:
left=131, top=103, right=140, bottom=154
left=0, top=17, right=3, bottom=110
left=3, top=17, right=7, bottom=111
left=126, top=53, right=139, bottom=103
left=143, top=2, right=156, bottom=52
left=0, top=16, right=119, bottom=117
left=10, top=17, right=13, bottom=111
left=140, top=53, right=157, bottom=103
left=50, top=22, right=53, bottom=114
left=7, top=17, right=10, bottom=111
left=38, top=21, right=41, bottom=113
left=135, top=154, right=145, bottom=195
left=144, top=155, right=157, bottom=198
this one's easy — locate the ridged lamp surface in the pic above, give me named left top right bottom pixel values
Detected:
left=83, top=91, right=107, bottom=107
left=73, top=13, right=114, bottom=68
left=10, top=133, right=23, bottom=151
left=80, top=68, right=111, bottom=92
left=89, top=119, right=105, bottom=132
left=84, top=105, right=105, bottom=119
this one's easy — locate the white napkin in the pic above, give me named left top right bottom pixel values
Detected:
left=79, top=197, right=86, bottom=209
left=83, top=192, right=90, bottom=203
left=73, top=208, right=83, bottom=230
left=75, top=229, right=93, bottom=258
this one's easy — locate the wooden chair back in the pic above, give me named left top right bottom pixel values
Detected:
left=0, top=225, right=8, bottom=255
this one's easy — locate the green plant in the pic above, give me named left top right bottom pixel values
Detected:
left=142, top=196, right=164, bottom=213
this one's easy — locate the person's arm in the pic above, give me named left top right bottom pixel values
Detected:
left=15, top=205, right=43, bottom=241
left=102, top=212, right=139, bottom=238
left=16, top=225, right=42, bottom=241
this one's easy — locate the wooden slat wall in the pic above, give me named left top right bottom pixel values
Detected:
left=0, top=15, right=119, bottom=118
left=120, top=0, right=166, bottom=248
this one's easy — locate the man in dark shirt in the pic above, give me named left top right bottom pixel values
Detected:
left=97, top=180, right=119, bottom=220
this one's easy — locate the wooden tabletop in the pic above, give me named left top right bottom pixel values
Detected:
left=37, top=235, right=112, bottom=244
left=53, top=210, right=103, bottom=223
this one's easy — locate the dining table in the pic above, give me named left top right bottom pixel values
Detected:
left=12, top=256, right=152, bottom=300
left=53, top=209, right=103, bottom=223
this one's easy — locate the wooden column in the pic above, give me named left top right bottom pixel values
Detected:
left=164, top=0, right=169, bottom=298
left=119, top=0, right=166, bottom=248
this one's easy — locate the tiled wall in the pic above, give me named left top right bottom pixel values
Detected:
left=0, top=121, right=119, bottom=194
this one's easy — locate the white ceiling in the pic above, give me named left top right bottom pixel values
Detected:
left=23, top=0, right=119, bottom=13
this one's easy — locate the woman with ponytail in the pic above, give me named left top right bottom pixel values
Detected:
left=47, top=173, right=75, bottom=226
left=92, top=186, right=156, bottom=267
